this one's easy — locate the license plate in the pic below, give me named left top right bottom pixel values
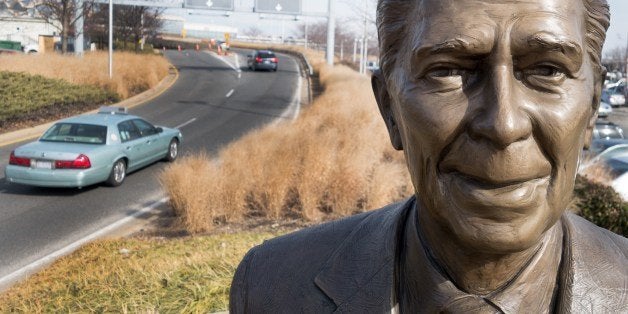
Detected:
left=35, top=160, right=52, bottom=169
left=264, top=60, right=270, bottom=64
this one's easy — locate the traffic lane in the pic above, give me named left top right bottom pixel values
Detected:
left=180, top=50, right=300, bottom=151
left=0, top=50, right=301, bottom=279
left=0, top=50, right=238, bottom=219
left=0, top=49, right=241, bottom=277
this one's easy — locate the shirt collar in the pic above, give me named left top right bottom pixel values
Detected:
left=398, top=204, right=563, bottom=313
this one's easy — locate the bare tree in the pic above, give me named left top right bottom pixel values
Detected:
left=36, top=0, right=93, bottom=53
left=297, top=20, right=355, bottom=51
left=114, top=6, right=164, bottom=51
left=85, top=4, right=163, bottom=52
left=603, top=46, right=627, bottom=73
left=243, top=26, right=265, bottom=39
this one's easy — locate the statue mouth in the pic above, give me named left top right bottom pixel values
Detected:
left=443, top=170, right=551, bottom=219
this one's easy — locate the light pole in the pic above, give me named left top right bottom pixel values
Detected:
left=109, top=0, right=113, bottom=79
left=326, top=0, right=335, bottom=66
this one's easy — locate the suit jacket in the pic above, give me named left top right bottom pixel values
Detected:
left=229, top=197, right=628, bottom=313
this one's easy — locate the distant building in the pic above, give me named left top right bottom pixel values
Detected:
left=0, top=0, right=58, bottom=47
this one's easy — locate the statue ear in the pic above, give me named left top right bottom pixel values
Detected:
left=584, top=66, right=606, bottom=149
left=372, top=70, right=403, bottom=150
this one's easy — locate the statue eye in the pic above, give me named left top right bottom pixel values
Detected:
left=427, top=68, right=466, bottom=78
left=523, top=65, right=565, bottom=77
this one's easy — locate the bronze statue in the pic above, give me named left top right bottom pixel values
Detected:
left=230, top=0, right=627, bottom=312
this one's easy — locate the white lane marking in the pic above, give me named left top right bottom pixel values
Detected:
left=234, top=54, right=241, bottom=73
left=0, top=197, right=169, bottom=290
left=226, top=89, right=235, bottom=98
left=175, top=118, right=197, bottom=129
left=275, top=57, right=303, bottom=124
left=238, top=72, right=242, bottom=79
left=205, top=51, right=240, bottom=72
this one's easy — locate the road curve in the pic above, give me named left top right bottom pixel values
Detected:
left=0, top=49, right=302, bottom=286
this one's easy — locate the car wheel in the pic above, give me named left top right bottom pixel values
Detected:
left=165, top=138, right=179, bottom=162
left=106, top=159, right=126, bottom=187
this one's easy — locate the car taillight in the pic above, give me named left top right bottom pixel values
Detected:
left=271, top=57, right=278, bottom=63
left=55, top=154, right=91, bottom=169
left=255, top=57, right=263, bottom=63
left=9, top=151, right=30, bottom=167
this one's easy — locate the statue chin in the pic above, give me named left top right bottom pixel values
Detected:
left=420, top=173, right=564, bottom=255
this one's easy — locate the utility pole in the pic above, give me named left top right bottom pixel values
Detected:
left=109, top=0, right=113, bottom=78
left=326, top=0, right=335, bottom=66
left=75, top=0, right=84, bottom=56
left=340, top=40, right=344, bottom=60
left=353, top=38, right=357, bottom=63
left=304, top=16, right=308, bottom=50
left=360, top=0, right=368, bottom=74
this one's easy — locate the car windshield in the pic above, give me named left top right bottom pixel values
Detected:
left=40, top=123, right=107, bottom=145
left=614, top=85, right=625, bottom=94
left=258, top=52, right=275, bottom=58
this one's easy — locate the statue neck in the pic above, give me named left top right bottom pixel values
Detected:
left=418, top=215, right=544, bottom=295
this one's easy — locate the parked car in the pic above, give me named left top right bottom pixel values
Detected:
left=592, top=121, right=624, bottom=140
left=247, top=50, right=278, bottom=72
left=581, top=144, right=628, bottom=200
left=366, top=61, right=380, bottom=72
left=5, top=107, right=182, bottom=188
left=598, top=101, right=612, bottom=118
left=601, top=84, right=626, bottom=107
left=589, top=138, right=628, bottom=156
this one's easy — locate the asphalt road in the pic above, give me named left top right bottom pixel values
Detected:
left=0, top=49, right=302, bottom=285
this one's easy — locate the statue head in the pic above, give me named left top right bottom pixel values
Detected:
left=372, top=0, right=610, bottom=254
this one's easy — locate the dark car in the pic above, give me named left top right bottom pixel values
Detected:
left=247, top=50, right=278, bottom=72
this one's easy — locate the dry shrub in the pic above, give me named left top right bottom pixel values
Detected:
left=579, top=161, right=615, bottom=185
left=0, top=51, right=169, bottom=98
left=161, top=62, right=412, bottom=232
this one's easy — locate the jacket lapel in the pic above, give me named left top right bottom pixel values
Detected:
left=557, top=213, right=628, bottom=313
left=314, top=198, right=414, bottom=313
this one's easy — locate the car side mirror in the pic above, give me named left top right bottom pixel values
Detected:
left=156, top=127, right=163, bottom=133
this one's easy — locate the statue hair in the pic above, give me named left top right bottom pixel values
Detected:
left=376, top=0, right=611, bottom=80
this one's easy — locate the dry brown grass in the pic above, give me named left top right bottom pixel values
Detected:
left=0, top=51, right=170, bottom=99
left=160, top=59, right=412, bottom=233
left=580, top=161, right=615, bottom=185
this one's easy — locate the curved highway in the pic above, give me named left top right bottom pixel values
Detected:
left=0, top=49, right=302, bottom=286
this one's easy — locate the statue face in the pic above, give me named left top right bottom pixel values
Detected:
left=375, top=0, right=600, bottom=253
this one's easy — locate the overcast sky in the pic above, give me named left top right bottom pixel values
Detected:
left=173, top=0, right=627, bottom=55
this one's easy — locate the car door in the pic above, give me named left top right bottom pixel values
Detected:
left=132, top=119, right=163, bottom=163
left=117, top=120, right=148, bottom=170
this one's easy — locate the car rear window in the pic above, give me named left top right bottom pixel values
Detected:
left=258, top=52, right=276, bottom=58
left=40, top=123, right=107, bottom=144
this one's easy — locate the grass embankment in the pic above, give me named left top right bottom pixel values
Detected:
left=0, top=52, right=170, bottom=133
left=0, top=231, right=284, bottom=313
left=0, top=52, right=170, bottom=99
left=0, top=72, right=118, bottom=131
left=161, top=62, right=413, bottom=233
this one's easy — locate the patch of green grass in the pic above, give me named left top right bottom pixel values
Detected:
left=0, top=71, right=119, bottom=129
left=0, top=231, right=282, bottom=313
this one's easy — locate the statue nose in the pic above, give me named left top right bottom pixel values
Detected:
left=469, top=65, right=532, bottom=148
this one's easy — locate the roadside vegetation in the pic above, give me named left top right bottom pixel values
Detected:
left=160, top=57, right=412, bottom=233
left=0, top=71, right=118, bottom=132
left=0, top=51, right=170, bottom=99
left=0, top=51, right=170, bottom=133
left=0, top=231, right=284, bottom=312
